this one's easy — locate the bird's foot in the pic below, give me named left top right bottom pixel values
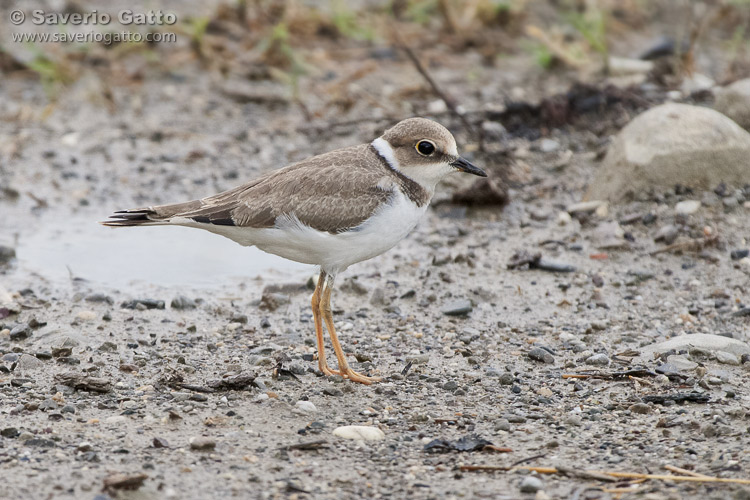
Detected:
left=340, top=368, right=382, bottom=385
left=318, top=363, right=343, bottom=377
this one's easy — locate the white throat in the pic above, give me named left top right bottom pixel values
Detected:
left=371, top=137, right=400, bottom=170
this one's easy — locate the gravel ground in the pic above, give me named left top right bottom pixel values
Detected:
left=2, top=3, right=750, bottom=499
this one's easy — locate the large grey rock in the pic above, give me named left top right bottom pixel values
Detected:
left=715, top=78, right=750, bottom=129
left=587, top=103, right=750, bottom=202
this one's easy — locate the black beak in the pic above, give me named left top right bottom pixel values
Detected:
left=451, top=156, right=487, bottom=177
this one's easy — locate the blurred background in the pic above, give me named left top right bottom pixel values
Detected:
left=1, top=0, right=749, bottom=288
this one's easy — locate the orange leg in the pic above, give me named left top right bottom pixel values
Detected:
left=320, top=273, right=382, bottom=385
left=312, top=270, right=340, bottom=377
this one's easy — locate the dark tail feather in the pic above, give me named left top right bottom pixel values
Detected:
left=100, top=208, right=162, bottom=227
left=101, top=200, right=204, bottom=227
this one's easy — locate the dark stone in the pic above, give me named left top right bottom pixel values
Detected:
left=442, top=380, right=459, bottom=391
left=528, top=347, right=555, bottom=364
left=1, top=427, right=19, bottom=438
left=98, top=342, right=118, bottom=353
left=52, top=347, right=73, bottom=358
left=10, top=323, right=31, bottom=341
left=730, top=249, right=749, bottom=260
left=26, top=438, right=56, bottom=447
left=27, top=317, right=46, bottom=329
left=171, top=295, right=197, bottom=310
left=230, top=313, right=248, bottom=324
left=85, top=293, right=113, bottom=304
left=441, top=299, right=473, bottom=316
left=56, top=356, right=81, bottom=365
left=121, top=299, right=165, bottom=310
left=153, top=437, right=169, bottom=448
left=0, top=245, right=16, bottom=264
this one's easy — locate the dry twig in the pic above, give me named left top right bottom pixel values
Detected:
left=459, top=465, right=750, bottom=485
left=390, top=29, right=477, bottom=140
left=649, top=234, right=719, bottom=256
left=663, top=465, right=713, bottom=478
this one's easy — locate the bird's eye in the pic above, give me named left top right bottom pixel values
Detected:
left=416, top=140, right=435, bottom=156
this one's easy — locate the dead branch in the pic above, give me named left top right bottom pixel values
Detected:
left=390, top=29, right=478, bottom=140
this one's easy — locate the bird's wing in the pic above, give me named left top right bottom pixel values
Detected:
left=121, top=144, right=398, bottom=233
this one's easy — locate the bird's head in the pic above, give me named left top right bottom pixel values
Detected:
left=372, top=117, right=486, bottom=192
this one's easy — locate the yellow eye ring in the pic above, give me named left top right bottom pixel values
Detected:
left=416, top=140, right=436, bottom=156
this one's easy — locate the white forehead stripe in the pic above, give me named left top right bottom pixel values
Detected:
left=372, top=137, right=400, bottom=170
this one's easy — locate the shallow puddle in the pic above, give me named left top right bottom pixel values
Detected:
left=15, top=216, right=312, bottom=289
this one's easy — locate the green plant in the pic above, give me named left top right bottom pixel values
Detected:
left=183, top=16, right=210, bottom=57
left=521, top=40, right=554, bottom=69
left=23, top=44, right=73, bottom=96
left=403, top=0, right=439, bottom=25
left=566, top=9, right=608, bottom=57
left=330, top=0, right=374, bottom=41
left=258, top=22, right=307, bottom=101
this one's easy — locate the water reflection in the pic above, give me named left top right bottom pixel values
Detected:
left=16, top=218, right=312, bottom=289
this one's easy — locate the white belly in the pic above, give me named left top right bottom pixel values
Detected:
left=183, top=190, right=428, bottom=274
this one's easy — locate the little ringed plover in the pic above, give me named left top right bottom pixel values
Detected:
left=103, top=117, right=486, bottom=384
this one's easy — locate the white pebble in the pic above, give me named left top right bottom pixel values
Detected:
left=675, top=200, right=701, bottom=215
left=295, top=400, right=317, bottom=413
left=76, top=310, right=97, bottom=321
left=332, top=425, right=385, bottom=441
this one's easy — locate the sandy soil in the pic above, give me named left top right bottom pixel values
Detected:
left=2, top=2, right=750, bottom=499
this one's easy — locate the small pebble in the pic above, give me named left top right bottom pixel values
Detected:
left=153, top=437, right=169, bottom=448
left=495, top=419, right=512, bottom=432
left=557, top=211, right=572, bottom=225
left=442, top=380, right=459, bottom=391
left=16, top=353, right=44, bottom=371
left=585, top=353, right=610, bottom=366
left=76, top=310, right=96, bottom=321
left=85, top=293, right=112, bottom=304
left=171, top=295, right=197, bottom=310
left=77, top=442, right=93, bottom=452
left=295, top=401, right=317, bottom=413
left=538, top=138, right=560, bottom=153
left=189, top=437, right=216, bottom=451
left=629, top=403, right=652, bottom=414
left=654, top=224, right=678, bottom=244
left=10, top=323, right=31, bottom=341
left=121, top=299, right=165, bottom=310
left=675, top=200, right=700, bottom=215
left=520, top=475, right=543, bottom=493
left=441, top=299, right=473, bottom=316
left=0, top=245, right=16, bottom=264
left=715, top=351, right=740, bottom=365
left=528, top=347, right=554, bottom=364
